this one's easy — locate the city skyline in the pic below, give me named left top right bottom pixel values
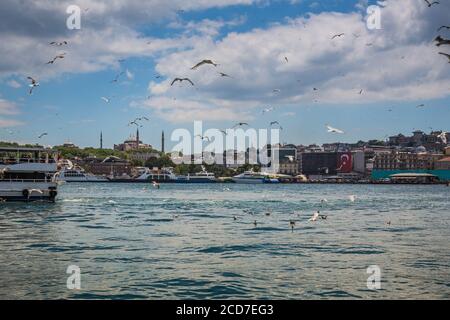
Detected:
left=0, top=0, right=449, bottom=149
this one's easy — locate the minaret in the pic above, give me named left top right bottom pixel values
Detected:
left=162, top=131, right=165, bottom=153
left=136, top=128, right=140, bottom=149
left=100, top=131, right=103, bottom=149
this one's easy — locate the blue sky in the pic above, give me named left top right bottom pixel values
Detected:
left=0, top=0, right=449, bottom=150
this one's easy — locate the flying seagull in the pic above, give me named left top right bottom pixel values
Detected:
left=326, top=125, right=345, bottom=134
left=46, top=53, right=66, bottom=64
left=424, top=0, right=439, bottom=7
left=438, top=52, right=450, bottom=63
left=438, top=131, right=447, bottom=144
left=416, top=104, right=425, bottom=108
left=309, top=211, right=319, bottom=222
left=285, top=155, right=295, bottom=162
left=273, top=89, right=281, bottom=94
left=49, top=41, right=68, bottom=46
left=270, top=121, right=283, bottom=129
left=171, top=78, right=194, bottom=86
left=101, top=97, right=111, bottom=103
left=331, top=33, right=345, bottom=40
left=435, top=36, right=450, bottom=46
left=27, top=76, right=39, bottom=94
left=233, top=122, right=249, bottom=128
left=195, top=135, right=211, bottom=142
left=191, top=59, right=218, bottom=70
left=284, top=56, right=289, bottom=63
left=38, top=133, right=48, bottom=139
left=262, top=107, right=274, bottom=114
left=437, top=26, right=450, bottom=32
left=218, top=72, right=232, bottom=78
left=110, top=71, right=125, bottom=83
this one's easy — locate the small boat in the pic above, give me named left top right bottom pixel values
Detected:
left=0, top=147, right=58, bottom=202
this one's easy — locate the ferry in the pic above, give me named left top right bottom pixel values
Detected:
left=55, top=167, right=109, bottom=183
left=0, top=147, right=58, bottom=202
left=232, top=171, right=277, bottom=184
left=131, top=167, right=179, bottom=183
left=186, top=166, right=217, bottom=183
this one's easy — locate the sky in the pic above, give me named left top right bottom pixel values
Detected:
left=0, top=0, right=449, bottom=150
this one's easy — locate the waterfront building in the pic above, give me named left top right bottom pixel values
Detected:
left=82, top=156, right=132, bottom=177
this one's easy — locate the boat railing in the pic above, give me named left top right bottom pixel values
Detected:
left=0, top=178, right=54, bottom=183
left=0, top=158, right=57, bottom=165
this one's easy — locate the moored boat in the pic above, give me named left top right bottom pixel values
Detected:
left=0, top=147, right=58, bottom=202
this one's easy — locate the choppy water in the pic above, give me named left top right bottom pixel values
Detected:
left=0, top=183, right=449, bottom=299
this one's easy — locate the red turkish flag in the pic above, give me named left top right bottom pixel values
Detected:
left=338, top=152, right=352, bottom=173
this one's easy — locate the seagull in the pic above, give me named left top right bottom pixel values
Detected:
left=218, top=72, right=232, bottom=78
left=424, top=0, right=439, bottom=7
left=359, top=89, right=364, bottom=95
left=438, top=52, right=450, bottom=63
left=386, top=220, right=392, bottom=226
left=49, top=41, right=68, bottom=46
left=110, top=72, right=125, bottom=83
left=435, top=36, right=450, bottom=46
left=233, top=122, right=249, bottom=128
left=27, top=76, right=39, bottom=94
left=270, top=121, right=283, bottom=130
left=46, top=53, right=66, bottom=64
left=349, top=195, right=357, bottom=202
left=309, top=211, right=319, bottom=222
left=437, top=131, right=447, bottom=144
left=28, top=189, right=44, bottom=198
left=38, top=133, right=48, bottom=139
left=171, top=78, right=194, bottom=86
left=284, top=56, right=289, bottom=63
left=100, top=97, right=111, bottom=103
left=272, top=89, right=281, bottom=94
left=191, top=59, right=218, bottom=70
left=195, top=135, right=211, bottom=142
left=313, top=87, right=319, bottom=91
left=289, top=220, right=296, bottom=231
left=326, top=125, right=345, bottom=134
left=285, top=155, right=295, bottom=162
left=437, top=26, right=450, bottom=32
left=416, top=104, right=425, bottom=108
left=331, top=33, right=345, bottom=40
left=253, top=220, right=258, bottom=227
left=262, top=107, right=274, bottom=114
left=152, top=181, right=160, bottom=189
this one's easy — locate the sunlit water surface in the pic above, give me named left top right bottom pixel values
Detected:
left=0, top=183, right=449, bottom=299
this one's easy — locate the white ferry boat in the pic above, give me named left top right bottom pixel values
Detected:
left=187, top=166, right=217, bottom=183
left=232, top=171, right=275, bottom=184
left=0, top=147, right=58, bottom=202
left=54, top=167, right=109, bottom=183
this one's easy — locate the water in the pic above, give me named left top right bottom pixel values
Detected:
left=0, top=183, right=449, bottom=299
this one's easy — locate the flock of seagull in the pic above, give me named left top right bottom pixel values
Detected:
left=21, top=0, right=449, bottom=143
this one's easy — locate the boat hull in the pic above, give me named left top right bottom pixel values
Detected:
left=0, top=181, right=58, bottom=202
left=231, top=178, right=266, bottom=184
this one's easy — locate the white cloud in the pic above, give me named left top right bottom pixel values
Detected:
left=143, top=0, right=450, bottom=123
left=6, top=80, right=22, bottom=88
left=0, top=99, right=23, bottom=127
